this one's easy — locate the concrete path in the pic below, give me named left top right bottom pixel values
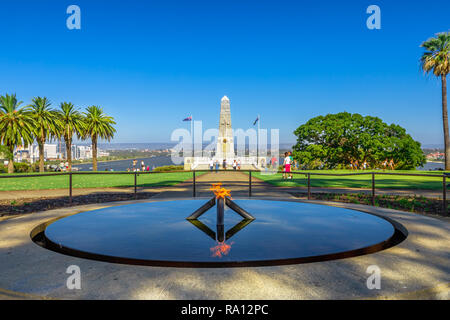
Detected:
left=0, top=188, right=449, bottom=299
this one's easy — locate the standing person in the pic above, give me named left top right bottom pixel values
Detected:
left=389, top=159, right=395, bottom=170
left=141, top=160, right=145, bottom=172
left=215, top=160, right=219, bottom=173
left=132, top=159, right=137, bottom=171
left=354, top=160, right=359, bottom=171
left=209, top=158, right=214, bottom=171
left=288, top=152, right=294, bottom=179
left=283, top=152, right=292, bottom=179
left=222, top=159, right=227, bottom=170
left=363, top=160, right=368, bottom=170
left=146, top=166, right=150, bottom=172
left=382, top=159, right=388, bottom=171
left=237, top=159, right=241, bottom=170
left=271, top=156, right=277, bottom=170
left=233, top=160, right=237, bottom=170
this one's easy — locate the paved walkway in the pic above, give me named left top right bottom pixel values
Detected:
left=0, top=201, right=448, bottom=300
left=0, top=173, right=449, bottom=299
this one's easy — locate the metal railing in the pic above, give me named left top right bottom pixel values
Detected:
left=0, top=169, right=447, bottom=214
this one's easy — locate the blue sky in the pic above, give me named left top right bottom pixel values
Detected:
left=0, top=0, right=448, bottom=145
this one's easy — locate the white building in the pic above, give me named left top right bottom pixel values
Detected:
left=15, top=144, right=58, bottom=163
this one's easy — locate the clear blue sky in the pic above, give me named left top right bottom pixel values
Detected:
left=0, top=0, right=448, bottom=145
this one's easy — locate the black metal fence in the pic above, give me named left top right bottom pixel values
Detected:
left=0, top=170, right=447, bottom=214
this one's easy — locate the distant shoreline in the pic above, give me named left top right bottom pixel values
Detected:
left=72, top=155, right=171, bottom=166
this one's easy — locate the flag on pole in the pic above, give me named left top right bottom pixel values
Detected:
left=183, top=116, right=192, bottom=122
left=253, top=116, right=259, bottom=126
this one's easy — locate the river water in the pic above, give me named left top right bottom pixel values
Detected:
left=72, top=156, right=175, bottom=172
left=418, top=161, right=444, bottom=171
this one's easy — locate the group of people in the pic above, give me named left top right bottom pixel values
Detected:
left=209, top=159, right=242, bottom=172
left=349, top=158, right=396, bottom=171
left=127, top=159, right=153, bottom=172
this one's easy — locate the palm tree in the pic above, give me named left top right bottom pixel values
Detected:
left=83, top=106, right=116, bottom=171
left=421, top=32, right=450, bottom=169
left=0, top=94, right=34, bottom=173
left=57, top=102, right=85, bottom=171
left=29, top=97, right=60, bottom=172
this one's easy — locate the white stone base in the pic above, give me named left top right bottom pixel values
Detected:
left=183, top=156, right=268, bottom=171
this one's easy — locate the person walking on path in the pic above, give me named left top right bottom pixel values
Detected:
left=209, top=158, right=214, bottom=171
left=222, top=159, right=227, bottom=170
left=233, top=160, right=237, bottom=170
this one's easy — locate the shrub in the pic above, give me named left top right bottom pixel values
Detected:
left=152, top=165, right=184, bottom=172
left=0, top=162, right=34, bottom=173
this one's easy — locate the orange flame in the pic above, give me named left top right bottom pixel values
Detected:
left=210, top=241, right=234, bottom=258
left=210, top=183, right=232, bottom=200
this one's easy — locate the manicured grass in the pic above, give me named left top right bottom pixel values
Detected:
left=252, top=170, right=445, bottom=190
left=0, top=171, right=196, bottom=191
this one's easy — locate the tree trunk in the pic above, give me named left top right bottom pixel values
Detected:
left=92, top=135, right=98, bottom=171
left=7, top=145, right=14, bottom=174
left=443, top=75, right=449, bottom=170
left=65, top=138, right=72, bottom=172
left=38, top=138, right=45, bottom=173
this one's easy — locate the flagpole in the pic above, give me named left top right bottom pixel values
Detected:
left=257, top=114, right=260, bottom=166
left=191, top=115, right=194, bottom=158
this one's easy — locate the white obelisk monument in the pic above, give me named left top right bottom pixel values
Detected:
left=215, top=96, right=235, bottom=161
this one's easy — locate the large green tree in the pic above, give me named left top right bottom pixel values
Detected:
left=57, top=102, right=85, bottom=171
left=83, top=106, right=116, bottom=171
left=420, top=32, right=450, bottom=169
left=292, top=112, right=426, bottom=170
left=29, top=97, right=60, bottom=172
left=0, top=94, right=34, bottom=173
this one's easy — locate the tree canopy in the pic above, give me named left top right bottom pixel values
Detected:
left=292, top=112, right=426, bottom=170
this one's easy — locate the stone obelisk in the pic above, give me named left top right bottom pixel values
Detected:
left=216, top=96, right=234, bottom=160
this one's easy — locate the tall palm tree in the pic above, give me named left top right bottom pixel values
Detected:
left=83, top=106, right=116, bottom=171
left=29, top=97, right=60, bottom=172
left=421, top=32, right=450, bottom=169
left=57, top=102, right=85, bottom=171
left=0, top=94, right=34, bottom=173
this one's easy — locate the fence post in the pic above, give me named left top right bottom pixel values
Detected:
left=193, top=170, right=196, bottom=198
left=372, top=172, right=375, bottom=206
left=443, top=175, right=447, bottom=215
left=69, top=172, right=72, bottom=205
left=248, top=171, right=252, bottom=197
left=307, top=173, right=311, bottom=200
left=134, top=171, right=137, bottom=199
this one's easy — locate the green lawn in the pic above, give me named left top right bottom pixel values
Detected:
left=252, top=170, right=446, bottom=190
left=0, top=171, right=196, bottom=191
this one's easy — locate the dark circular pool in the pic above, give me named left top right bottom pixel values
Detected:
left=34, top=199, right=406, bottom=267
